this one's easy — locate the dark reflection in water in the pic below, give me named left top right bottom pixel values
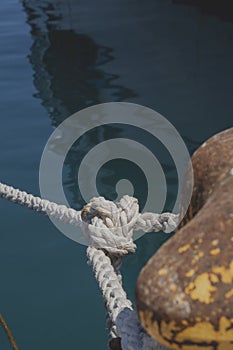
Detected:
left=22, top=0, right=136, bottom=126
left=22, top=0, right=142, bottom=209
left=41, top=29, right=137, bottom=125
left=173, top=0, right=233, bottom=22
left=22, top=0, right=233, bottom=217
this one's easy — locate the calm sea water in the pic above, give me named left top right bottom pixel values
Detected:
left=0, top=1, right=233, bottom=349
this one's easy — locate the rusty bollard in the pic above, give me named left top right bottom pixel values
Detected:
left=136, top=128, right=233, bottom=350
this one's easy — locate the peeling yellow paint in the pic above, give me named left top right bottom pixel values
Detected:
left=178, top=244, right=191, bottom=253
left=181, top=320, right=189, bottom=326
left=212, top=261, right=233, bottom=284
left=139, top=310, right=233, bottom=350
left=211, top=239, right=219, bottom=246
left=185, top=269, right=195, bottom=277
left=175, top=316, right=233, bottom=344
left=225, top=288, right=233, bottom=299
left=210, top=248, right=221, bottom=255
left=187, top=282, right=195, bottom=289
left=158, top=268, right=168, bottom=276
left=185, top=273, right=216, bottom=304
left=191, top=252, right=204, bottom=264
left=160, top=320, right=180, bottom=340
left=139, top=311, right=176, bottom=349
left=210, top=273, right=219, bottom=283
left=139, top=310, right=153, bottom=329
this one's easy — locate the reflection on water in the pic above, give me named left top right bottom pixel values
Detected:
left=22, top=0, right=141, bottom=210
left=22, top=0, right=233, bottom=220
left=22, top=0, right=136, bottom=126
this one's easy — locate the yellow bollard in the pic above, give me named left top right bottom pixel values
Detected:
left=136, top=127, right=233, bottom=350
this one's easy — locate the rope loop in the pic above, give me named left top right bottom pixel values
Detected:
left=0, top=182, right=179, bottom=256
left=0, top=181, right=175, bottom=349
left=81, top=195, right=138, bottom=256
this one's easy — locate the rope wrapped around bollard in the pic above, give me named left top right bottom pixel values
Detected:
left=0, top=181, right=178, bottom=350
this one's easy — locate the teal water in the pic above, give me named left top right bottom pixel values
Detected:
left=0, top=1, right=233, bottom=349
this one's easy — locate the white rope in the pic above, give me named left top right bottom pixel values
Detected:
left=0, top=182, right=83, bottom=227
left=0, top=182, right=179, bottom=256
left=0, top=181, right=177, bottom=349
left=106, top=255, right=123, bottom=347
left=87, top=247, right=170, bottom=350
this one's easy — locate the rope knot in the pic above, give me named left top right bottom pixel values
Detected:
left=81, top=195, right=138, bottom=256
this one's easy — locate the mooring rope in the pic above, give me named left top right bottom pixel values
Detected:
left=0, top=183, right=178, bottom=254
left=0, top=181, right=178, bottom=349
left=87, top=247, right=170, bottom=350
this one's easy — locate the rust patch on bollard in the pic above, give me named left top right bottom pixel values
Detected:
left=136, top=127, right=233, bottom=350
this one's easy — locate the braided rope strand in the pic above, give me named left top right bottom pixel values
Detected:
left=87, top=247, right=170, bottom=350
left=0, top=182, right=179, bottom=254
left=106, top=255, right=123, bottom=348
left=0, top=182, right=82, bottom=226
left=0, top=180, right=178, bottom=349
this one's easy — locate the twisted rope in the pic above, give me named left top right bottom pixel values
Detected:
left=106, top=255, right=123, bottom=348
left=87, top=247, right=170, bottom=350
left=0, top=182, right=82, bottom=226
left=0, top=181, right=178, bottom=349
left=0, top=182, right=179, bottom=256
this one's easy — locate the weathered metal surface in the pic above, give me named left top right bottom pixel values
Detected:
left=136, top=127, right=233, bottom=350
